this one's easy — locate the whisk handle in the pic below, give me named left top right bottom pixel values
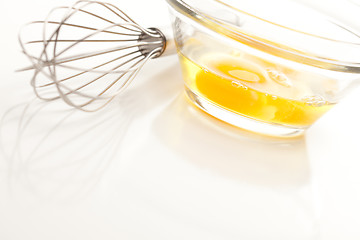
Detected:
left=157, top=26, right=177, bottom=57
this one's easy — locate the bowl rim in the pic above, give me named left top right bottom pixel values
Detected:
left=166, top=0, right=360, bottom=72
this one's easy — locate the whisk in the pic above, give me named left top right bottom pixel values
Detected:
left=19, top=0, right=175, bottom=111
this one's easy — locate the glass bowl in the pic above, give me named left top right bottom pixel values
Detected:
left=166, top=0, right=360, bottom=137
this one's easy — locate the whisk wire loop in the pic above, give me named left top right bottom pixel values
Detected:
left=19, top=0, right=170, bottom=111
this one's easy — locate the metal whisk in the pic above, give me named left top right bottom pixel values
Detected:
left=19, top=0, right=175, bottom=111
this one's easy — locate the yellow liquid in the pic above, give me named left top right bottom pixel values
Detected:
left=179, top=53, right=334, bottom=127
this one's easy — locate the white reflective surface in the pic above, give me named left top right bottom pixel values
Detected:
left=1, top=0, right=360, bottom=239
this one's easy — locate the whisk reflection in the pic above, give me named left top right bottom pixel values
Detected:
left=0, top=98, right=133, bottom=201
left=1, top=57, right=182, bottom=202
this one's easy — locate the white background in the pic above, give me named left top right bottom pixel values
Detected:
left=1, top=0, right=360, bottom=239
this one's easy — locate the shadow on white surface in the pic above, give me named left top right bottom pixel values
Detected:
left=136, top=94, right=321, bottom=239
left=7, top=54, right=359, bottom=239
left=0, top=98, right=131, bottom=202
left=153, top=94, right=310, bottom=188
left=0, top=57, right=182, bottom=203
